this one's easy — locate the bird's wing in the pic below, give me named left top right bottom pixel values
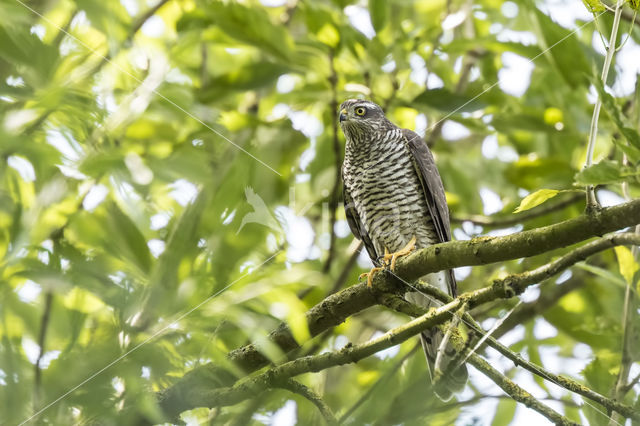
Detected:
left=402, top=128, right=457, bottom=296
left=343, top=182, right=379, bottom=264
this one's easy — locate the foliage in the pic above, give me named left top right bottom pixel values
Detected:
left=0, top=0, right=639, bottom=425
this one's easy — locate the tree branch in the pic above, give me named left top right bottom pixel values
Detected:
left=491, top=278, right=584, bottom=339
left=383, top=273, right=640, bottom=421
left=176, top=284, right=577, bottom=425
left=155, top=199, right=640, bottom=420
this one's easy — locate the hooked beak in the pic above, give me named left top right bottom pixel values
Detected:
left=339, top=108, right=347, bottom=123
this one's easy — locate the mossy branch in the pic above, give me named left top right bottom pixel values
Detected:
left=465, top=353, right=578, bottom=425
left=155, top=199, right=640, bottom=421
left=383, top=242, right=640, bottom=422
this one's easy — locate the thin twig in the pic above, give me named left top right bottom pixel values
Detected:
left=383, top=280, right=639, bottom=421
left=608, top=136, right=640, bottom=424
left=425, top=49, right=480, bottom=147
left=328, top=240, right=362, bottom=295
left=621, top=371, right=640, bottom=394
left=129, top=0, right=171, bottom=40
left=338, top=343, right=420, bottom=423
left=452, top=193, right=583, bottom=228
left=585, top=0, right=624, bottom=209
left=278, top=380, right=338, bottom=425
left=299, top=240, right=362, bottom=300
left=33, top=292, right=54, bottom=411
left=227, top=395, right=266, bottom=426
left=465, top=353, right=578, bottom=425
left=323, top=49, right=342, bottom=273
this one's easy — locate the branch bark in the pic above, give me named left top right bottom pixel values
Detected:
left=155, top=199, right=640, bottom=420
left=383, top=267, right=640, bottom=421
left=465, top=353, right=578, bottom=425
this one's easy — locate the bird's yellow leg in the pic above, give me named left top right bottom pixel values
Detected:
left=383, top=236, right=417, bottom=271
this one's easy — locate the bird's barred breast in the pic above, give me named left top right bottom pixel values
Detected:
left=344, top=144, right=439, bottom=256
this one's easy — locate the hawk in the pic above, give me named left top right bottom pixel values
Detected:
left=339, top=99, right=468, bottom=400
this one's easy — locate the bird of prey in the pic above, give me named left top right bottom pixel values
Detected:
left=339, top=99, right=468, bottom=400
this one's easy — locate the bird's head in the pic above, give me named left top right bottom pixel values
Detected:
left=339, top=99, right=392, bottom=142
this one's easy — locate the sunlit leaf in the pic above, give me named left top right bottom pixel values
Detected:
left=514, top=189, right=559, bottom=212
left=581, top=0, right=605, bottom=12
left=63, top=287, right=106, bottom=313
left=369, top=0, right=388, bottom=32
left=492, top=398, right=517, bottom=426
left=614, top=246, right=638, bottom=285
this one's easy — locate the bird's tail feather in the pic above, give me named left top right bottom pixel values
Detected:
left=420, top=329, right=468, bottom=401
left=405, top=272, right=468, bottom=401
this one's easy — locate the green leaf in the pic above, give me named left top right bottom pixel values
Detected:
left=369, top=0, right=388, bottom=33
left=206, top=2, right=294, bottom=60
left=151, top=188, right=209, bottom=289
left=505, top=157, right=575, bottom=190
left=106, top=202, right=151, bottom=274
left=528, top=5, right=591, bottom=87
left=612, top=136, right=640, bottom=163
left=63, top=287, right=106, bottom=314
left=614, top=246, right=638, bottom=285
left=574, top=263, right=628, bottom=289
left=574, top=160, right=639, bottom=185
left=582, top=355, right=618, bottom=425
left=444, top=38, right=542, bottom=58
left=592, top=77, right=640, bottom=151
left=492, top=398, right=517, bottom=426
left=514, top=189, right=560, bottom=213
left=581, top=0, right=605, bottom=12
left=316, top=23, right=340, bottom=47
left=199, top=62, right=290, bottom=102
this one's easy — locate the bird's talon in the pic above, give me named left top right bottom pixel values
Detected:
left=382, top=236, right=417, bottom=271
left=359, top=267, right=383, bottom=288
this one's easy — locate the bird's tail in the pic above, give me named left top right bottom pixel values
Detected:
left=419, top=328, right=468, bottom=401
left=406, top=272, right=468, bottom=401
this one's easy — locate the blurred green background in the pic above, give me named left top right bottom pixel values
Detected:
left=1, top=0, right=639, bottom=424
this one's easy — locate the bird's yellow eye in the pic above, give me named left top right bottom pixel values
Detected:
left=355, top=107, right=366, bottom=116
